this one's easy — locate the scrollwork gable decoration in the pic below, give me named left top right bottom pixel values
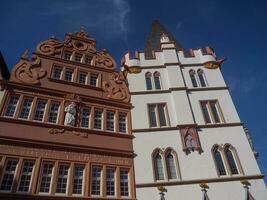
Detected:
left=103, top=72, right=130, bottom=103
left=36, top=36, right=63, bottom=56
left=13, top=51, right=47, bottom=85
left=178, top=125, right=202, bottom=154
left=95, top=49, right=116, bottom=70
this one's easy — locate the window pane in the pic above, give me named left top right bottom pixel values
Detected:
left=0, top=159, right=18, bottom=191
left=154, top=154, right=164, bottom=180
left=48, top=102, right=60, bottom=123
left=225, top=148, right=239, bottom=175
left=119, top=113, right=127, bottom=133
left=85, top=56, right=91, bottom=64
left=158, top=104, right=167, bottom=126
left=56, top=164, right=69, bottom=194
left=106, top=168, right=115, bottom=196
left=214, top=150, right=227, bottom=176
left=201, top=102, right=211, bottom=123
left=39, top=162, right=53, bottom=193
left=154, top=76, right=161, bottom=89
left=34, top=100, right=47, bottom=121
left=65, top=69, right=73, bottom=82
left=210, top=102, right=221, bottom=123
left=81, top=108, right=90, bottom=128
left=90, top=74, right=98, bottom=87
left=94, top=109, right=102, bottom=129
left=73, top=165, right=84, bottom=195
left=79, top=73, right=87, bottom=84
left=63, top=52, right=71, bottom=60
left=75, top=54, right=82, bottom=63
left=145, top=76, right=152, bottom=90
left=91, top=166, right=102, bottom=195
left=18, top=160, right=34, bottom=192
left=19, top=98, right=33, bottom=119
left=190, top=71, right=198, bottom=87
left=166, top=153, right=177, bottom=179
left=198, top=70, right=206, bottom=87
left=53, top=67, right=62, bottom=79
left=4, top=96, right=19, bottom=117
left=120, top=169, right=129, bottom=196
left=148, top=105, right=157, bottom=127
left=106, top=111, right=115, bottom=131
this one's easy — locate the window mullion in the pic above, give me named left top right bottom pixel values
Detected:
left=207, top=101, right=215, bottom=124
left=155, top=104, right=160, bottom=127
left=31, top=157, right=41, bottom=194
left=51, top=161, right=58, bottom=195
left=68, top=162, right=74, bottom=196
left=12, top=158, right=23, bottom=193
left=29, top=97, right=37, bottom=120
left=14, top=94, right=24, bottom=119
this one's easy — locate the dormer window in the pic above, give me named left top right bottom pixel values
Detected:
left=85, top=56, right=91, bottom=65
left=63, top=51, right=71, bottom=60
left=75, top=54, right=82, bottom=63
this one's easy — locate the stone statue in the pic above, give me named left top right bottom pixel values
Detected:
left=64, top=102, right=76, bottom=126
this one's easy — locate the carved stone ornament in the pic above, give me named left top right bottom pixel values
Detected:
left=48, top=128, right=65, bottom=134
left=64, top=93, right=81, bottom=103
left=95, top=50, right=116, bottom=70
left=36, top=37, right=63, bottom=56
left=14, top=53, right=46, bottom=85
left=103, top=72, right=130, bottom=102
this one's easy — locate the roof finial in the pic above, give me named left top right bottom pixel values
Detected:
left=160, top=33, right=170, bottom=43
left=21, top=49, right=29, bottom=60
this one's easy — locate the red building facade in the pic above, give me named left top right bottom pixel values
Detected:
left=0, top=28, right=135, bottom=200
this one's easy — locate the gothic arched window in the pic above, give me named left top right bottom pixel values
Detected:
left=145, top=72, right=152, bottom=90
left=165, top=152, right=177, bottom=179
left=225, top=146, right=239, bottom=175
left=213, top=147, right=227, bottom=176
left=189, top=69, right=198, bottom=87
left=154, top=71, right=161, bottom=89
left=197, top=69, right=207, bottom=87
left=153, top=152, right=164, bottom=180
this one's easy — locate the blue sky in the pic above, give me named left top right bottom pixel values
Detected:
left=1, top=0, right=266, bottom=183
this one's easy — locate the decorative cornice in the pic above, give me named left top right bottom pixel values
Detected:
left=132, top=123, right=244, bottom=133
left=136, top=174, right=265, bottom=188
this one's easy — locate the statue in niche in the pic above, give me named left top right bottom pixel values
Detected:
left=64, top=102, right=76, bottom=126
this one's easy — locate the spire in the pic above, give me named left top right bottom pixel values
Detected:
left=144, top=20, right=183, bottom=58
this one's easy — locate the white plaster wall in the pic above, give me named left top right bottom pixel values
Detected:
left=177, top=49, right=216, bottom=65
left=136, top=180, right=267, bottom=200
left=182, top=66, right=227, bottom=88
left=133, top=126, right=261, bottom=185
left=188, top=90, right=241, bottom=124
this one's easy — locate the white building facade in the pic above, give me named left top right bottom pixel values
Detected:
left=122, top=20, right=267, bottom=200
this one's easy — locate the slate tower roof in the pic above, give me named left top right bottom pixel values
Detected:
left=144, top=20, right=183, bottom=58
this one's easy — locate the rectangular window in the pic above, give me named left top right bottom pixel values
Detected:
left=72, top=165, right=84, bottom=195
left=78, top=72, right=87, bottom=84
left=56, top=164, right=69, bottom=194
left=34, top=100, right=47, bottom=121
left=200, top=100, right=223, bottom=124
left=52, top=67, right=62, bottom=80
left=106, top=111, right=115, bottom=132
left=18, top=160, right=35, bottom=192
left=19, top=98, right=33, bottom=119
left=106, top=167, right=115, bottom=196
left=81, top=108, right=90, bottom=128
left=64, top=69, right=73, bottom=82
left=0, top=159, right=18, bottom=191
left=75, top=54, right=82, bottom=63
left=4, top=95, right=19, bottom=117
left=63, top=52, right=71, bottom=60
left=120, top=169, right=129, bottom=197
left=148, top=104, right=168, bottom=128
left=39, top=162, right=53, bottom=193
left=48, top=102, right=60, bottom=123
left=91, top=166, right=102, bottom=196
left=85, top=56, right=91, bottom=64
left=94, top=109, right=102, bottom=130
left=89, top=74, right=98, bottom=87
left=119, top=112, right=127, bottom=133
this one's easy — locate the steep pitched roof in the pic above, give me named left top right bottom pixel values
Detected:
left=144, top=20, right=183, bottom=58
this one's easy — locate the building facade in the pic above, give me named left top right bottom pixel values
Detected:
left=0, top=29, right=135, bottom=200
left=122, top=20, right=267, bottom=200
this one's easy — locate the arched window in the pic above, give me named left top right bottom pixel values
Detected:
left=145, top=72, right=152, bottom=90
left=213, top=147, right=227, bottom=176
left=165, top=152, right=177, bottom=179
left=153, top=153, right=164, bottom=180
left=189, top=70, right=198, bottom=87
left=185, top=134, right=196, bottom=150
left=153, top=71, right=161, bottom=89
left=224, top=146, right=239, bottom=175
left=197, top=69, right=207, bottom=87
